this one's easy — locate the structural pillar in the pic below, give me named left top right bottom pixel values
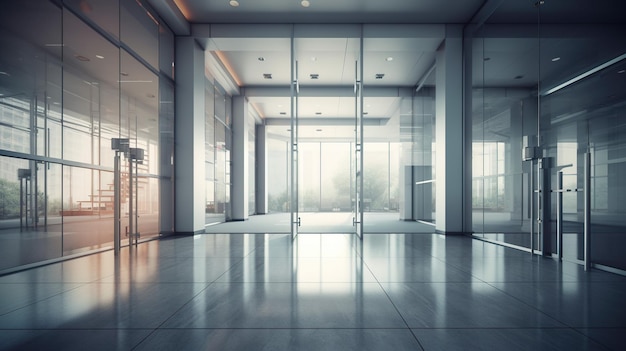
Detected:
left=174, top=37, right=206, bottom=234
left=231, top=95, right=249, bottom=220
left=435, top=25, right=465, bottom=235
left=256, top=124, right=268, bottom=214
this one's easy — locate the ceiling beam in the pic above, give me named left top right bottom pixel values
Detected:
left=243, top=86, right=413, bottom=98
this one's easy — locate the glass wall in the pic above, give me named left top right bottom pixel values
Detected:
left=205, top=77, right=232, bottom=224
left=469, top=2, right=626, bottom=272
left=0, top=0, right=174, bottom=272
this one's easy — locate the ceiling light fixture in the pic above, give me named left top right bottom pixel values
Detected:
left=229, top=0, right=239, bottom=7
left=618, top=70, right=625, bottom=74
left=385, top=57, right=393, bottom=62
left=95, top=55, right=104, bottom=59
left=301, top=0, right=310, bottom=8
left=551, top=57, right=561, bottom=62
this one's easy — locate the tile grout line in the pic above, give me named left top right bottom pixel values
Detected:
left=130, top=247, right=249, bottom=350
left=353, top=237, right=427, bottom=351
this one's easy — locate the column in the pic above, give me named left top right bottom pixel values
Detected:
left=256, top=124, right=268, bottom=214
left=231, top=95, right=249, bottom=220
left=435, top=25, right=465, bottom=235
left=174, top=37, right=206, bottom=234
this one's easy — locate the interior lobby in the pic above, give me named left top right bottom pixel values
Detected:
left=1, top=0, right=626, bottom=350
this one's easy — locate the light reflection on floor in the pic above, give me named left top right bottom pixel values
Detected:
left=0, top=232, right=625, bottom=350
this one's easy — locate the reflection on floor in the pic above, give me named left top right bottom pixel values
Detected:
left=1, top=233, right=625, bottom=350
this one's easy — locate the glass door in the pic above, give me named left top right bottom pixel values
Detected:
left=291, top=30, right=361, bottom=235
left=290, top=36, right=299, bottom=239
left=354, top=54, right=364, bottom=238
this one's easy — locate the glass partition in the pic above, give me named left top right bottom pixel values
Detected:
left=469, top=1, right=626, bottom=273
left=0, top=0, right=172, bottom=272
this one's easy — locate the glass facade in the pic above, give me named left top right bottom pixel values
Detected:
left=0, top=0, right=174, bottom=272
left=469, top=3, right=626, bottom=271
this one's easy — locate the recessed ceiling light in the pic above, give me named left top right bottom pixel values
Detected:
left=301, top=0, right=310, bottom=7
left=618, top=70, right=625, bottom=74
left=385, top=57, right=393, bottom=62
left=95, top=55, right=104, bottom=59
left=551, top=57, right=561, bottom=62
left=229, top=0, right=239, bottom=7
left=258, top=57, right=265, bottom=62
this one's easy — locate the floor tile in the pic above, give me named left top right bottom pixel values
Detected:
left=381, top=282, right=565, bottom=328
left=97, top=257, right=239, bottom=283
left=162, top=282, right=406, bottom=329
left=136, top=328, right=423, bottom=351
left=578, top=328, right=626, bottom=351
left=0, top=283, right=82, bottom=315
left=0, top=329, right=151, bottom=351
left=490, top=282, right=626, bottom=328
left=363, top=256, right=476, bottom=283
left=0, top=282, right=208, bottom=329
left=412, top=328, right=609, bottom=351
left=217, top=257, right=377, bottom=283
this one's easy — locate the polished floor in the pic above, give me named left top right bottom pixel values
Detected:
left=1, top=232, right=625, bottom=350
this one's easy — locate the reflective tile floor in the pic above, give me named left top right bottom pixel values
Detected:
left=1, top=233, right=626, bottom=350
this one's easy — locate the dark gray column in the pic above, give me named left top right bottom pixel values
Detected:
left=435, top=25, right=465, bottom=235
left=174, top=37, right=206, bottom=234
left=256, top=124, right=268, bottom=214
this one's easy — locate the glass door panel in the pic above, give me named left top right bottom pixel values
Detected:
left=354, top=56, right=364, bottom=238
left=290, top=36, right=299, bottom=238
left=291, top=33, right=361, bottom=235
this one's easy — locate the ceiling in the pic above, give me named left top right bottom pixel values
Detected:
left=148, top=0, right=626, bottom=141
